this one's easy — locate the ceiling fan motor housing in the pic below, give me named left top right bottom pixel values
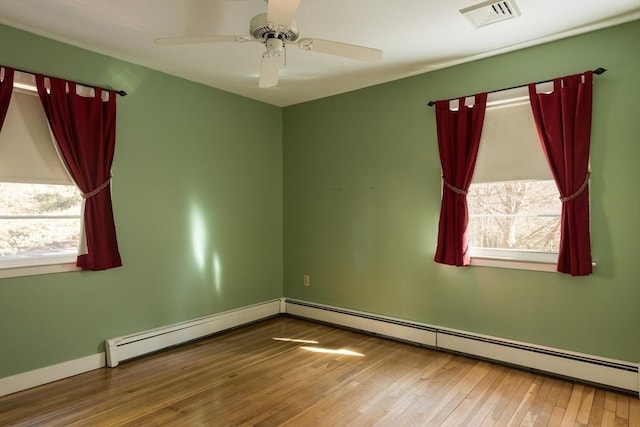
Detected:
left=250, top=13, right=299, bottom=42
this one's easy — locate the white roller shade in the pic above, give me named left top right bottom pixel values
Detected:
left=0, top=89, right=72, bottom=185
left=470, top=85, right=553, bottom=183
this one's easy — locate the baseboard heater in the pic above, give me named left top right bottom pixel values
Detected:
left=284, top=299, right=639, bottom=395
left=105, top=299, right=282, bottom=367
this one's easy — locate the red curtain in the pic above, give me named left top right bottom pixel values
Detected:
left=529, top=72, right=593, bottom=276
left=434, top=94, right=487, bottom=266
left=36, top=75, right=122, bottom=271
left=0, top=66, right=14, bottom=129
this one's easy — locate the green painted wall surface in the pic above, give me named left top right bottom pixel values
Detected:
left=283, top=21, right=640, bottom=362
left=0, top=25, right=283, bottom=377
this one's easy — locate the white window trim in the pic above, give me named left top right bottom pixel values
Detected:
left=469, top=248, right=596, bottom=273
left=469, top=247, right=558, bottom=272
left=470, top=257, right=558, bottom=273
left=0, top=257, right=80, bottom=279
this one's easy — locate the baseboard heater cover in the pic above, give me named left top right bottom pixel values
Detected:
left=105, top=299, right=281, bottom=367
left=285, top=299, right=438, bottom=347
left=283, top=299, right=639, bottom=394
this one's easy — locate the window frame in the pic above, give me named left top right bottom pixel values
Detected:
left=469, top=247, right=558, bottom=272
left=0, top=258, right=80, bottom=279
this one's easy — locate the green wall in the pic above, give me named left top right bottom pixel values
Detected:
left=283, top=21, right=640, bottom=362
left=0, top=25, right=283, bottom=377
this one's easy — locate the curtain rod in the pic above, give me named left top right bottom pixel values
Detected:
left=426, top=67, right=606, bottom=107
left=3, top=64, right=127, bottom=96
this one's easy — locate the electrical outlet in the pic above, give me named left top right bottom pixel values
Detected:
left=303, top=274, right=310, bottom=287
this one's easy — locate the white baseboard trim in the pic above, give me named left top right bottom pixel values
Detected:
left=283, top=299, right=640, bottom=396
left=105, top=299, right=282, bottom=367
left=0, top=353, right=105, bottom=397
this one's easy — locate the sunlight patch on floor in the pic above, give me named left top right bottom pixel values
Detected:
left=300, top=346, right=364, bottom=357
left=272, top=337, right=319, bottom=344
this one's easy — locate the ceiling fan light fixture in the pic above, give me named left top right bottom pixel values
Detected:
left=264, top=38, right=285, bottom=58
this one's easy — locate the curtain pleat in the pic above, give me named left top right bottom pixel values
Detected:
left=0, top=66, right=14, bottom=129
left=36, top=75, right=122, bottom=271
left=434, top=93, right=487, bottom=266
left=528, top=72, right=593, bottom=276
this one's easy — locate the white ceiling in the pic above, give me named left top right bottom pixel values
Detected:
left=1, top=0, right=638, bottom=107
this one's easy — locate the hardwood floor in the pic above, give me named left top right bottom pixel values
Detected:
left=1, top=316, right=638, bottom=426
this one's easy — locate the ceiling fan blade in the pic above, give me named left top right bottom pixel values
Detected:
left=154, top=35, right=251, bottom=45
left=259, top=54, right=283, bottom=88
left=297, top=38, right=383, bottom=62
left=267, top=0, right=301, bottom=28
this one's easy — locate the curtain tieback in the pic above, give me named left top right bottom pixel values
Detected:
left=82, top=175, right=112, bottom=199
left=559, top=171, right=591, bottom=203
left=442, top=177, right=468, bottom=195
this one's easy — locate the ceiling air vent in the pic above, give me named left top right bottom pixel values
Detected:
left=460, top=0, right=521, bottom=28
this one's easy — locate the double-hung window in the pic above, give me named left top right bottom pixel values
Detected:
left=466, top=84, right=562, bottom=271
left=0, top=72, right=82, bottom=275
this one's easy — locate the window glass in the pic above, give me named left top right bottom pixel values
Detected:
left=467, top=180, right=561, bottom=254
left=0, top=183, right=81, bottom=267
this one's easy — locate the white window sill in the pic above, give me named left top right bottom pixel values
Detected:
left=470, top=256, right=596, bottom=273
left=470, top=256, right=558, bottom=272
left=0, top=260, right=80, bottom=279
left=468, top=248, right=559, bottom=272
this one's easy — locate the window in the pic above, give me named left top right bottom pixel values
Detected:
left=466, top=85, right=563, bottom=269
left=0, top=73, right=82, bottom=274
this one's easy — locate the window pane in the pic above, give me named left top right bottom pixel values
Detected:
left=0, top=183, right=81, bottom=264
left=467, top=180, right=561, bottom=253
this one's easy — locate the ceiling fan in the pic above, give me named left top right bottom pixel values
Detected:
left=155, top=0, right=383, bottom=88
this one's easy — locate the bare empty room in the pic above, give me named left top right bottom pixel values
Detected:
left=0, top=1, right=639, bottom=425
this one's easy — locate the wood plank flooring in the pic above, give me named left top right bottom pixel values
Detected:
left=0, top=316, right=638, bottom=426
